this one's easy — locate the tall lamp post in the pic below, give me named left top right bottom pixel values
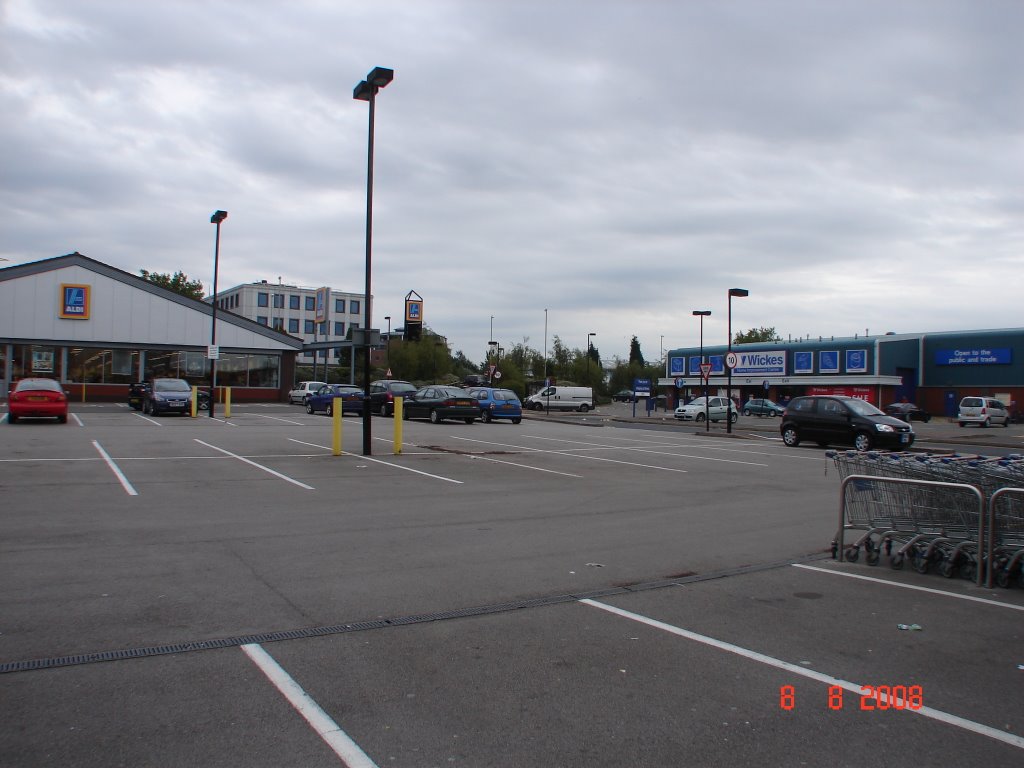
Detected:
left=726, top=288, right=748, bottom=434
left=586, top=332, right=596, bottom=389
left=384, top=316, right=391, bottom=371
left=692, top=310, right=711, bottom=431
left=354, top=66, right=393, bottom=456
left=209, top=210, right=228, bottom=418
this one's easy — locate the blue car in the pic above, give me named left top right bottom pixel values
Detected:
left=468, top=387, right=523, bottom=424
left=306, top=384, right=364, bottom=416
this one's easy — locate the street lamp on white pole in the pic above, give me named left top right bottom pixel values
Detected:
left=209, top=210, right=227, bottom=418
left=726, top=288, right=748, bottom=434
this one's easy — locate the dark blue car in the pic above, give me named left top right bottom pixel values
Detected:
left=305, top=384, right=363, bottom=416
left=468, top=387, right=523, bottom=423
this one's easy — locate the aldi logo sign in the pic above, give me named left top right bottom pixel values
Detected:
left=60, top=283, right=90, bottom=319
left=731, top=350, right=786, bottom=376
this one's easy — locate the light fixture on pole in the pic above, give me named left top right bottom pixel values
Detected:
left=726, top=288, right=748, bottom=434
left=692, top=310, right=711, bottom=431
left=587, top=332, right=596, bottom=389
left=209, top=210, right=228, bottom=418
left=354, top=65, right=393, bottom=456
left=384, top=316, right=391, bottom=370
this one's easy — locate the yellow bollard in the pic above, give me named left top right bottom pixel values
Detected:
left=332, top=396, right=343, bottom=455
left=393, top=396, right=403, bottom=454
left=225, top=388, right=231, bottom=418
left=82, top=383, right=86, bottom=403
left=191, top=386, right=198, bottom=417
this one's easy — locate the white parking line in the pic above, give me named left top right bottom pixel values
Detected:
left=257, top=414, right=306, bottom=425
left=467, top=454, right=584, bottom=477
left=92, top=440, right=139, bottom=496
left=524, top=434, right=768, bottom=467
left=71, top=414, right=84, bottom=427
left=133, top=412, right=161, bottom=426
left=194, top=439, right=314, bottom=490
left=792, top=564, right=1024, bottom=612
left=582, top=599, right=1024, bottom=751
left=287, top=439, right=464, bottom=484
left=242, top=644, right=379, bottom=767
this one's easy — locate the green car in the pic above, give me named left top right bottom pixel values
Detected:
left=742, top=398, right=785, bottom=417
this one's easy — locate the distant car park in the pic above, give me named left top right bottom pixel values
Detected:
left=305, top=384, right=363, bottom=416
left=401, top=386, right=479, bottom=424
left=7, top=378, right=68, bottom=424
left=468, top=387, right=523, bottom=423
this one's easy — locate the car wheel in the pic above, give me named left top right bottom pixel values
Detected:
left=958, top=422, right=966, bottom=427
left=429, top=409, right=441, bottom=424
left=782, top=426, right=800, bottom=447
left=7, top=413, right=17, bottom=424
left=512, top=418, right=521, bottom=425
left=982, top=418, right=990, bottom=428
left=695, top=413, right=706, bottom=422
left=578, top=403, right=590, bottom=412
left=383, top=403, right=393, bottom=417
left=325, top=403, right=333, bottom=417
left=143, top=400, right=151, bottom=415
left=58, top=414, right=67, bottom=424
left=1003, top=417, right=1010, bottom=428
left=743, top=408, right=752, bottom=416
left=729, top=412, right=738, bottom=424
left=853, top=432, right=873, bottom=452
left=481, top=411, right=492, bottom=423
left=306, top=402, right=314, bottom=414
left=402, top=407, right=410, bottom=420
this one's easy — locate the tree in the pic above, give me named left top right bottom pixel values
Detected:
left=733, top=326, right=780, bottom=344
left=140, top=270, right=206, bottom=300
left=628, top=336, right=645, bottom=366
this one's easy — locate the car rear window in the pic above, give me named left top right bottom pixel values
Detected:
left=960, top=397, right=983, bottom=407
left=15, top=378, right=62, bottom=392
left=493, top=390, right=518, bottom=401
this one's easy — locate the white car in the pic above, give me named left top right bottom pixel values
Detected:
left=674, top=396, right=738, bottom=423
left=288, top=381, right=327, bottom=405
left=958, top=396, right=1010, bottom=428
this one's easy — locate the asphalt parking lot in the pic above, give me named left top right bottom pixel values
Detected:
left=1, top=402, right=1022, bottom=767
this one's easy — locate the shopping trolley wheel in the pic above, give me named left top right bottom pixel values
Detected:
left=995, top=569, right=1011, bottom=589
left=959, top=561, right=977, bottom=581
left=866, top=549, right=880, bottom=566
left=912, top=553, right=930, bottom=574
left=939, top=560, right=956, bottom=578
left=890, top=554, right=904, bottom=570
left=846, top=547, right=860, bottom=563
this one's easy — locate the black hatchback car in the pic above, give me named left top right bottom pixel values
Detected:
left=780, top=395, right=914, bottom=451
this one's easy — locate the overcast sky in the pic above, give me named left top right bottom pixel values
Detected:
left=2, top=0, right=1022, bottom=364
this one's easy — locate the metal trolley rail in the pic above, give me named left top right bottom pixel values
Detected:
left=831, top=450, right=1024, bottom=589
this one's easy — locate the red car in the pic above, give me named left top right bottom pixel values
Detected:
left=7, top=378, right=69, bottom=424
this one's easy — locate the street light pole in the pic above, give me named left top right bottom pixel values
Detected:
left=587, top=332, right=596, bottom=390
left=209, top=210, right=227, bottom=418
left=692, top=310, right=711, bottom=431
left=726, top=288, right=748, bottom=434
left=384, top=316, right=391, bottom=371
left=354, top=66, right=393, bottom=456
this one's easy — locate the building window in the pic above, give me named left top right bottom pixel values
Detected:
left=318, top=322, right=327, bottom=336
left=273, top=317, right=284, bottom=331
left=257, top=316, right=268, bottom=325
left=350, top=300, right=360, bottom=314
left=288, top=318, right=299, bottom=333
left=273, top=293, right=284, bottom=309
left=289, top=294, right=300, bottom=310
left=305, top=296, right=315, bottom=311
left=334, top=321, right=345, bottom=336
left=304, top=320, right=315, bottom=334
left=257, top=292, right=269, bottom=308
left=232, top=294, right=239, bottom=308
left=335, top=299, right=346, bottom=313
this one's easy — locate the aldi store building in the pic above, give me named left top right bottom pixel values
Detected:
left=662, top=330, right=1024, bottom=418
left=0, top=253, right=303, bottom=401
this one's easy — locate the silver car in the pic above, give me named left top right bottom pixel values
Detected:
left=674, top=396, right=738, bottom=423
left=958, top=396, right=1010, bottom=428
left=288, top=380, right=327, bottom=405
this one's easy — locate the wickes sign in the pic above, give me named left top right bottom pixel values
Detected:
left=731, top=350, right=787, bottom=376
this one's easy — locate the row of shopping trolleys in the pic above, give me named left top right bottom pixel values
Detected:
left=829, top=450, right=1024, bottom=589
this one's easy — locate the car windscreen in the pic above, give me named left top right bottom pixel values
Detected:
left=15, top=378, right=62, bottom=392
left=847, top=399, right=885, bottom=416
left=154, top=379, right=190, bottom=392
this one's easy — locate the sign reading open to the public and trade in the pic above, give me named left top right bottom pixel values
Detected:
left=935, top=347, right=1011, bottom=366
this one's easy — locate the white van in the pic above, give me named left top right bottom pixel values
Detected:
left=525, top=386, right=594, bottom=412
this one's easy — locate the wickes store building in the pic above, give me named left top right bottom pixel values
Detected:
left=662, top=330, right=1024, bottom=417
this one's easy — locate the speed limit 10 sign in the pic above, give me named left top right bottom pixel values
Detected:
left=725, top=351, right=738, bottom=369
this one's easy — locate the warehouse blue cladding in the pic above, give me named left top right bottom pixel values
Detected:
left=922, top=329, right=1023, bottom=387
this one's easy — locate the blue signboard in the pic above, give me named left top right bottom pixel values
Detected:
left=669, top=356, right=686, bottom=375
left=845, top=349, right=867, bottom=373
left=935, top=348, right=1012, bottom=365
left=820, top=350, right=839, bottom=374
left=794, top=351, right=813, bottom=374
left=708, top=355, right=724, bottom=375
left=633, top=377, right=652, bottom=396
left=60, top=283, right=90, bottom=319
left=731, top=350, right=787, bottom=377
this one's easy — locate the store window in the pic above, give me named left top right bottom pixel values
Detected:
left=215, top=352, right=248, bottom=387
left=10, top=345, right=61, bottom=380
left=67, top=348, right=138, bottom=383
left=305, top=296, right=315, bottom=311
left=273, top=293, right=284, bottom=309
left=304, top=320, right=315, bottom=334
left=335, top=299, right=346, bottom=313
left=257, top=316, right=268, bottom=326
left=249, top=355, right=280, bottom=388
